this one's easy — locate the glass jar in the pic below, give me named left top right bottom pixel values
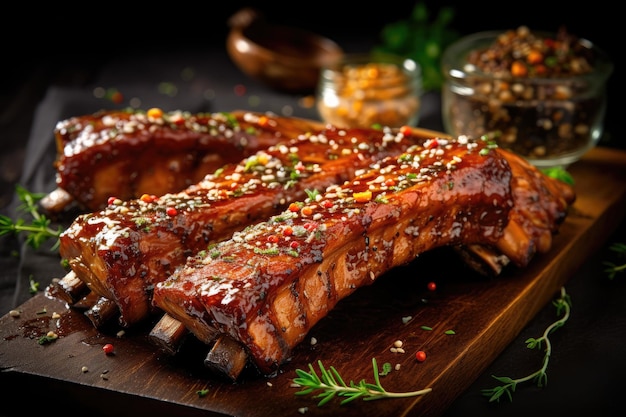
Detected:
left=441, top=27, right=614, bottom=168
left=316, top=53, right=422, bottom=128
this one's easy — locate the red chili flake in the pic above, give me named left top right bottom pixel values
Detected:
left=415, top=350, right=427, bottom=362
left=290, top=241, right=300, bottom=249
left=140, top=194, right=157, bottom=203
left=399, top=125, right=412, bottom=136
left=301, top=206, right=313, bottom=217
left=234, top=84, right=246, bottom=96
left=171, top=115, right=185, bottom=126
left=288, top=203, right=300, bottom=212
left=384, top=178, right=396, bottom=187
left=322, top=200, right=334, bottom=208
left=166, top=207, right=178, bottom=217
left=543, top=38, right=557, bottom=49
left=267, top=234, right=279, bottom=243
left=103, top=343, right=115, bottom=355
left=426, top=139, right=439, bottom=149
left=303, top=222, right=317, bottom=231
left=295, top=161, right=305, bottom=172
left=427, top=281, right=437, bottom=291
left=110, top=91, right=124, bottom=104
left=534, top=64, right=548, bottom=76
left=282, top=226, right=293, bottom=236
left=107, top=196, right=118, bottom=205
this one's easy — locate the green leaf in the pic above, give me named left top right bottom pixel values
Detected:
left=372, top=2, right=459, bottom=92
left=541, top=166, right=575, bottom=185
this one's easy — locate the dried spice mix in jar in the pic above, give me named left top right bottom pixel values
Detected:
left=442, top=26, right=613, bottom=167
left=317, top=53, right=422, bottom=128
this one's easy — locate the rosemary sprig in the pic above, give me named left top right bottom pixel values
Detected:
left=603, top=242, right=626, bottom=279
left=293, top=358, right=432, bottom=406
left=0, top=185, right=62, bottom=250
left=481, top=287, right=572, bottom=402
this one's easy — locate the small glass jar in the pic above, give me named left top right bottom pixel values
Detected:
left=316, top=53, right=422, bottom=128
left=441, top=27, right=613, bottom=168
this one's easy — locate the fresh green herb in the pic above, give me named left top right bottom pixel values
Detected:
left=444, top=329, right=456, bottom=335
left=293, top=358, right=432, bottom=406
left=481, top=287, right=571, bottom=402
left=29, top=275, right=40, bottom=294
left=0, top=185, right=63, bottom=250
left=541, top=166, right=575, bottom=186
left=372, top=2, right=459, bottom=91
left=253, top=247, right=280, bottom=255
left=379, top=362, right=392, bottom=376
left=196, top=388, right=209, bottom=397
left=305, top=189, right=320, bottom=201
left=420, top=325, right=432, bottom=331
left=603, top=242, right=626, bottom=279
left=37, top=332, right=58, bottom=345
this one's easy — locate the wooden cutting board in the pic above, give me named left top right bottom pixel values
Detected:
left=1, top=146, right=625, bottom=417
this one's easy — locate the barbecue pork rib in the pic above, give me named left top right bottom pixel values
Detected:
left=59, top=123, right=436, bottom=327
left=46, top=110, right=322, bottom=213
left=152, top=135, right=575, bottom=376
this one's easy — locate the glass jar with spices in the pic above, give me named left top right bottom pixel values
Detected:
left=441, top=26, right=613, bottom=168
left=316, top=53, right=422, bottom=128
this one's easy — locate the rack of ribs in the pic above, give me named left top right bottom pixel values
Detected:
left=44, top=109, right=324, bottom=213
left=58, top=123, right=439, bottom=328
left=151, top=135, right=575, bottom=377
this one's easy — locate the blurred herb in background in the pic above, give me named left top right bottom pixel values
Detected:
left=372, top=2, right=459, bottom=92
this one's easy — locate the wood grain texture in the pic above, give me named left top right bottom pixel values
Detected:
left=1, top=146, right=625, bottom=417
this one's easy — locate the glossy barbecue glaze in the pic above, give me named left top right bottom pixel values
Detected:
left=59, top=123, right=435, bottom=327
left=51, top=110, right=322, bottom=212
left=153, top=136, right=575, bottom=375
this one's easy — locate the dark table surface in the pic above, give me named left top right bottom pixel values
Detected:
left=1, top=2, right=624, bottom=416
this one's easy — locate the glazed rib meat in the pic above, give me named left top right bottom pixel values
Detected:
left=152, top=136, right=575, bottom=375
left=59, top=123, right=435, bottom=327
left=47, top=110, right=322, bottom=212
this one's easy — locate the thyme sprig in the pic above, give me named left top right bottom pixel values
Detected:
left=603, top=242, right=626, bottom=279
left=481, top=287, right=571, bottom=402
left=293, top=358, right=432, bottom=406
left=0, top=185, right=62, bottom=250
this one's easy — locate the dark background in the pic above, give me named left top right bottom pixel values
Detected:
left=1, top=0, right=620, bottom=181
